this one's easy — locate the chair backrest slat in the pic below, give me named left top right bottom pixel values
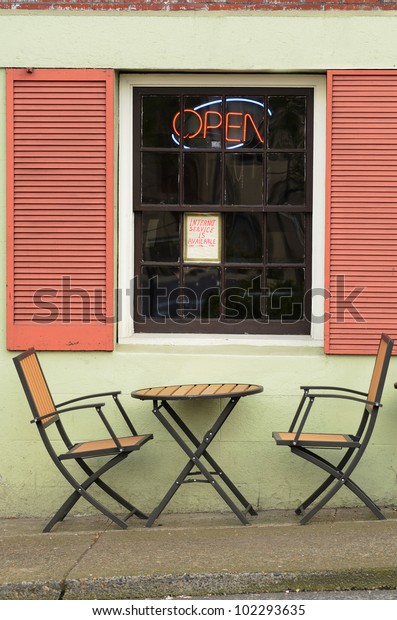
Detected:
left=367, top=333, right=394, bottom=411
left=14, top=349, right=57, bottom=426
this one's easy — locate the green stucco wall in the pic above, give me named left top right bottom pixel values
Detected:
left=3, top=344, right=397, bottom=519
left=1, top=10, right=397, bottom=71
left=1, top=10, right=397, bottom=520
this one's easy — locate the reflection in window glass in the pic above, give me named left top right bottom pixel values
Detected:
left=141, top=152, right=179, bottom=204
left=267, top=153, right=305, bottom=205
left=140, top=266, right=180, bottom=319
left=142, top=95, right=180, bottom=148
left=183, top=153, right=221, bottom=205
left=224, top=269, right=263, bottom=320
left=267, top=213, right=304, bottom=263
left=266, top=267, right=305, bottom=320
left=225, top=213, right=263, bottom=263
left=268, top=97, right=306, bottom=149
left=143, top=212, right=180, bottom=262
left=225, top=153, right=263, bottom=205
left=184, top=267, right=221, bottom=318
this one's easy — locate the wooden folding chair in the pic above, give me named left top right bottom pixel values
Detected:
left=14, top=348, right=153, bottom=532
left=273, top=333, right=394, bottom=524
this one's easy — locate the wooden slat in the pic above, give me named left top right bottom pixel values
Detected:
left=172, top=385, right=196, bottom=396
left=186, top=384, right=210, bottom=396
left=201, top=384, right=224, bottom=395
left=132, top=383, right=262, bottom=400
left=20, top=353, right=56, bottom=422
left=230, top=384, right=250, bottom=393
left=69, top=435, right=144, bottom=454
left=277, top=432, right=350, bottom=443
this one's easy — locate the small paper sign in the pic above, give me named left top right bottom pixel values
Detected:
left=184, top=213, right=221, bottom=263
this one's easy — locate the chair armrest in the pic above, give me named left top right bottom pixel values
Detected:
left=287, top=389, right=380, bottom=441
left=32, top=402, right=124, bottom=451
left=300, top=385, right=367, bottom=397
left=56, top=392, right=138, bottom=440
left=304, top=393, right=381, bottom=407
left=31, top=402, right=106, bottom=423
left=56, top=391, right=121, bottom=408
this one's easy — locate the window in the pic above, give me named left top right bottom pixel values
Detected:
left=133, top=87, right=313, bottom=334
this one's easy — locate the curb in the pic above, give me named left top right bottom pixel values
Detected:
left=3, top=567, right=397, bottom=600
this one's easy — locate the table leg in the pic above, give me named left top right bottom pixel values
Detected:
left=145, top=398, right=254, bottom=528
left=162, top=400, right=257, bottom=517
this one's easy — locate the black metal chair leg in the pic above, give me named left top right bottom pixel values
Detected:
left=344, top=478, right=385, bottom=520
left=44, top=455, right=131, bottom=532
left=299, top=479, right=344, bottom=525
left=291, top=447, right=351, bottom=523
left=295, top=450, right=354, bottom=515
left=43, top=484, right=128, bottom=532
left=76, top=458, right=148, bottom=519
left=295, top=474, right=335, bottom=515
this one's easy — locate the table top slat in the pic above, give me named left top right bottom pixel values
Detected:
left=216, top=383, right=238, bottom=394
left=172, top=385, right=196, bottom=397
left=155, top=386, right=182, bottom=398
left=201, top=384, right=224, bottom=395
left=187, top=384, right=211, bottom=396
left=231, top=384, right=250, bottom=393
left=131, top=382, right=263, bottom=401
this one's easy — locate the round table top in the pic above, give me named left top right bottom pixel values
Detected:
left=131, top=383, right=263, bottom=401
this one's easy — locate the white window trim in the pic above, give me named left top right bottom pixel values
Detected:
left=118, top=73, right=326, bottom=347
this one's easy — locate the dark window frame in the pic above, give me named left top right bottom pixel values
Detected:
left=133, top=87, right=313, bottom=335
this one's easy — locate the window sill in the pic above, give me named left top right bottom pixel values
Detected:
left=118, top=333, right=323, bottom=348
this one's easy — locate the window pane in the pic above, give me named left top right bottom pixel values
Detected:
left=225, top=153, right=263, bottom=205
left=225, top=213, right=263, bottom=263
left=183, top=153, right=221, bottom=205
left=143, top=212, right=180, bottom=262
left=184, top=267, right=221, bottom=318
left=225, top=96, right=264, bottom=149
left=267, top=153, right=305, bottom=205
left=267, top=267, right=305, bottom=321
left=224, top=269, right=263, bottom=320
left=140, top=267, right=180, bottom=319
left=267, top=213, right=304, bottom=263
left=142, top=95, right=180, bottom=148
left=268, top=96, right=306, bottom=149
left=182, top=96, right=222, bottom=149
left=141, top=152, right=179, bottom=204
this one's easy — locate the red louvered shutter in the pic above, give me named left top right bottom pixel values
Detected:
left=325, top=70, right=397, bottom=354
left=6, top=69, right=114, bottom=351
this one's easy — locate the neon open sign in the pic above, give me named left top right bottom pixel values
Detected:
left=171, top=98, right=267, bottom=150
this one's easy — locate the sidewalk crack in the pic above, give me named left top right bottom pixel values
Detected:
left=58, top=529, right=104, bottom=600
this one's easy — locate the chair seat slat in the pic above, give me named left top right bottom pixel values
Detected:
left=274, top=431, right=355, bottom=445
left=66, top=434, right=151, bottom=456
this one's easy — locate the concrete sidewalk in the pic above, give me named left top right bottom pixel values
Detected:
left=1, top=507, right=397, bottom=600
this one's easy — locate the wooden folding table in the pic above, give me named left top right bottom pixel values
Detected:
left=131, top=383, right=263, bottom=528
